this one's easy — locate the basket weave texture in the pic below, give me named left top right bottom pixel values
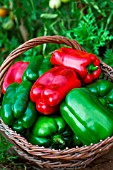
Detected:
left=0, top=36, right=113, bottom=169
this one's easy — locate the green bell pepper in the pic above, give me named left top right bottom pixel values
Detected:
left=22, top=55, right=43, bottom=82
left=13, top=80, right=32, bottom=118
left=72, top=134, right=82, bottom=147
left=1, top=81, right=38, bottom=132
left=21, top=100, right=37, bottom=128
left=13, top=119, right=25, bottom=133
left=86, top=79, right=113, bottom=111
left=13, top=100, right=38, bottom=132
left=60, top=88, right=113, bottom=146
left=38, top=55, right=52, bottom=77
left=28, top=116, right=73, bottom=149
left=22, top=54, right=52, bottom=82
left=1, top=83, right=18, bottom=125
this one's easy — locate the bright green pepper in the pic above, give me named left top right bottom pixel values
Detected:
left=28, top=116, right=73, bottom=149
left=86, top=79, right=113, bottom=111
left=60, top=88, right=113, bottom=146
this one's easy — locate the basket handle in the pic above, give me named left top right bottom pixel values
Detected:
left=0, top=35, right=113, bottom=94
left=0, top=35, right=85, bottom=86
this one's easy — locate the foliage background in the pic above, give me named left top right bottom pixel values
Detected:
left=0, top=0, right=113, bottom=66
left=0, top=0, right=113, bottom=168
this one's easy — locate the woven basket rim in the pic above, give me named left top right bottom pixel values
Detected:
left=0, top=35, right=113, bottom=169
left=0, top=118, right=113, bottom=152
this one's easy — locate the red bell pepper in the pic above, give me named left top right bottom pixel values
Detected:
left=50, top=47, right=101, bottom=84
left=30, top=67, right=81, bottom=115
left=2, top=61, right=29, bottom=94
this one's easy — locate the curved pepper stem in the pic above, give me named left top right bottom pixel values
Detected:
left=87, top=64, right=98, bottom=74
left=53, top=135, right=65, bottom=145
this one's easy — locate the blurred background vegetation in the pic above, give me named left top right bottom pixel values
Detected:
left=0, top=0, right=113, bottom=67
left=0, top=0, right=113, bottom=168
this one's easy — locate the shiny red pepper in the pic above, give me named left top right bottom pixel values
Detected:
left=30, top=67, right=81, bottom=115
left=50, top=47, right=101, bottom=84
left=2, top=61, right=29, bottom=94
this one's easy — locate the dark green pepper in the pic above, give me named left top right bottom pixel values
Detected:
left=72, top=134, right=82, bottom=147
left=28, top=116, right=73, bottom=149
left=13, top=80, right=32, bottom=118
left=21, top=100, right=37, bottom=128
left=1, top=83, right=18, bottom=125
left=38, top=55, right=52, bottom=77
left=22, top=55, right=43, bottom=82
left=22, top=54, right=52, bottom=82
left=12, top=100, right=37, bottom=133
left=60, top=88, right=113, bottom=146
left=13, top=119, right=25, bottom=133
left=86, top=79, right=113, bottom=111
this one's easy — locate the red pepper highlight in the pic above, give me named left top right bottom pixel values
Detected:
left=2, top=61, right=29, bottom=94
left=30, top=67, right=81, bottom=115
left=50, top=47, right=101, bottom=84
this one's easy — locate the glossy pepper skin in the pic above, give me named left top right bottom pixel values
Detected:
left=86, top=79, right=113, bottom=111
left=22, top=55, right=43, bottom=82
left=13, top=80, right=33, bottom=118
left=28, top=116, right=73, bottom=149
left=72, top=134, right=82, bottom=147
left=1, top=83, right=18, bottom=125
left=30, top=67, right=81, bottom=115
left=12, top=100, right=38, bottom=132
left=12, top=119, right=25, bottom=133
left=2, top=61, right=29, bottom=94
left=60, top=88, right=113, bottom=146
left=22, top=55, right=52, bottom=82
left=50, top=47, right=101, bottom=84
left=1, top=81, right=38, bottom=132
left=38, top=55, right=52, bottom=77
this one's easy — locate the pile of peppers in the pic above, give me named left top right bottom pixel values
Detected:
left=1, top=46, right=113, bottom=149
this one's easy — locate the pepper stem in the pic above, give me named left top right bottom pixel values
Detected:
left=99, top=98, right=106, bottom=106
left=87, top=64, right=98, bottom=74
left=53, top=135, right=65, bottom=145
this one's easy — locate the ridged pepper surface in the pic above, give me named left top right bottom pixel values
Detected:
left=50, top=47, right=101, bottom=84
left=13, top=100, right=37, bottom=132
left=1, top=81, right=38, bottom=133
left=22, top=55, right=43, bottom=82
left=30, top=67, right=81, bottom=115
left=60, top=88, right=113, bottom=146
left=22, top=55, right=52, bottom=82
left=1, top=83, right=18, bottom=125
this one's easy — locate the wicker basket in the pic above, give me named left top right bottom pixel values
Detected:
left=0, top=36, right=113, bottom=169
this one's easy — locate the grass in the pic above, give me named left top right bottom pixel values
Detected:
left=0, top=134, right=41, bottom=170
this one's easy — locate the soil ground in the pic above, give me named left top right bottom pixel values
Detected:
left=81, top=147, right=113, bottom=170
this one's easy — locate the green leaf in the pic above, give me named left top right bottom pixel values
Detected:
left=65, top=13, right=113, bottom=56
left=103, top=49, right=113, bottom=67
